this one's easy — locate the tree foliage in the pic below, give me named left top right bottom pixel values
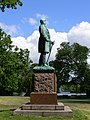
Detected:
left=0, top=28, right=33, bottom=95
left=50, top=42, right=90, bottom=96
left=0, top=0, right=23, bottom=12
left=84, top=67, right=90, bottom=97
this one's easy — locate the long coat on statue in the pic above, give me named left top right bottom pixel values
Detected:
left=38, top=24, right=51, bottom=54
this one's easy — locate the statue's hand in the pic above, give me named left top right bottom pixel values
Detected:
left=51, top=41, right=55, bottom=45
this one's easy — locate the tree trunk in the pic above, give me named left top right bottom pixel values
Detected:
left=86, top=89, right=90, bottom=98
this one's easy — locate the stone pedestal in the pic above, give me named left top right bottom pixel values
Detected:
left=14, top=66, right=73, bottom=116
left=30, top=92, right=57, bottom=104
left=33, top=72, right=57, bottom=92
left=31, top=68, right=57, bottom=104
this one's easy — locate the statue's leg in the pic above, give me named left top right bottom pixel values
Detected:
left=39, top=53, right=43, bottom=66
left=39, top=53, right=46, bottom=66
left=43, top=53, right=46, bottom=65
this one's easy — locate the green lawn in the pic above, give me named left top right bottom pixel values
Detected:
left=0, top=96, right=90, bottom=120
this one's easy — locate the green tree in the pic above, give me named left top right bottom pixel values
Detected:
left=51, top=42, right=90, bottom=95
left=84, top=67, right=90, bottom=97
left=0, top=28, right=15, bottom=95
left=0, top=0, right=22, bottom=12
left=17, top=48, right=33, bottom=95
left=0, top=28, right=33, bottom=95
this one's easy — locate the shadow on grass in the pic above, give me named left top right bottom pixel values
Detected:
left=59, top=100, right=90, bottom=104
left=0, top=109, right=15, bottom=113
left=58, top=96, right=90, bottom=104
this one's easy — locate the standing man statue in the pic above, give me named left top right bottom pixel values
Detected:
left=38, top=19, right=54, bottom=66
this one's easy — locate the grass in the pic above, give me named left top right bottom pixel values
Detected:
left=0, top=96, right=29, bottom=110
left=0, top=96, right=90, bottom=120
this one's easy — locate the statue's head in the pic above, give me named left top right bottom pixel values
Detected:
left=40, top=19, right=46, bottom=25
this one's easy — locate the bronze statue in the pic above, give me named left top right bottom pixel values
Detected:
left=38, top=19, right=54, bottom=66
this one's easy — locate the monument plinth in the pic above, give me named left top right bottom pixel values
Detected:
left=31, top=66, right=57, bottom=104
left=14, top=66, right=73, bottom=116
left=33, top=66, right=57, bottom=92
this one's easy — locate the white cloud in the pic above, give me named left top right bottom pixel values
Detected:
left=0, top=22, right=20, bottom=36
left=36, top=13, right=48, bottom=20
left=67, top=21, right=90, bottom=47
left=12, top=31, right=39, bottom=63
left=27, top=13, right=48, bottom=27
left=28, top=18, right=37, bottom=26
left=11, top=21, right=90, bottom=64
left=87, top=58, right=90, bottom=65
left=49, top=29, right=68, bottom=60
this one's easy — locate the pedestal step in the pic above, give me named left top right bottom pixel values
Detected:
left=14, top=106, right=72, bottom=116
left=14, top=103, right=73, bottom=117
left=22, top=103, right=64, bottom=110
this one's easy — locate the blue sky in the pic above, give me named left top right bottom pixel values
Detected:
left=0, top=0, right=90, bottom=63
left=0, top=0, right=90, bottom=37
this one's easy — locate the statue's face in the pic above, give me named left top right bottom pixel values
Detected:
left=40, top=19, right=46, bottom=25
left=43, top=20, right=46, bottom=25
